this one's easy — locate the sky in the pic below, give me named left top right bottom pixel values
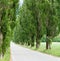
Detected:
left=19, top=0, right=23, bottom=6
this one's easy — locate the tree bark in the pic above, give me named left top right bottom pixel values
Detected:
left=36, top=12, right=41, bottom=48
left=46, top=39, right=48, bottom=49
left=36, top=19, right=40, bottom=48
left=27, top=40, right=30, bottom=46
left=36, top=37, right=40, bottom=48
left=46, top=36, right=51, bottom=49
left=31, top=35, right=34, bottom=47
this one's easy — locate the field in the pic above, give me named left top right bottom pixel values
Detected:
left=27, top=42, right=60, bottom=57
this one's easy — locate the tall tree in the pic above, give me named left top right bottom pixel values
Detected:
left=0, top=0, right=19, bottom=56
left=45, top=0, right=58, bottom=49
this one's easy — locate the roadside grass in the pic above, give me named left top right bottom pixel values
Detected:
left=0, top=48, right=10, bottom=61
left=25, top=42, right=60, bottom=57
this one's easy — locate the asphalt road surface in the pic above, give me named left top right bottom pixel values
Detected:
left=10, top=42, right=60, bottom=61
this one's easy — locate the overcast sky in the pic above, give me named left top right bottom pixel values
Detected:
left=19, top=0, right=23, bottom=6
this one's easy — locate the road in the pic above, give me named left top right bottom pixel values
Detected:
left=10, top=42, right=60, bottom=61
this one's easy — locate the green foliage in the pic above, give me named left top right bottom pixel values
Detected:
left=41, top=35, right=46, bottom=42
left=13, top=0, right=60, bottom=49
left=0, top=0, right=19, bottom=55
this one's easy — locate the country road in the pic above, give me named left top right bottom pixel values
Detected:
left=10, top=42, right=60, bottom=61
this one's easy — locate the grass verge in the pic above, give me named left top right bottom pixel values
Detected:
left=0, top=48, right=10, bottom=61
left=24, top=42, right=60, bottom=57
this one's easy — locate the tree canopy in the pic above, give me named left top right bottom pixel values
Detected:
left=13, top=0, right=60, bottom=49
left=0, top=0, right=19, bottom=56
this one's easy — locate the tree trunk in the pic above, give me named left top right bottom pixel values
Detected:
left=49, top=43, right=51, bottom=49
left=31, top=35, right=34, bottom=47
left=27, top=40, right=30, bottom=46
left=36, top=18, right=40, bottom=48
left=46, top=36, right=51, bottom=49
left=46, top=40, right=48, bottom=49
left=0, top=32, right=3, bottom=58
left=36, top=37, right=40, bottom=48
